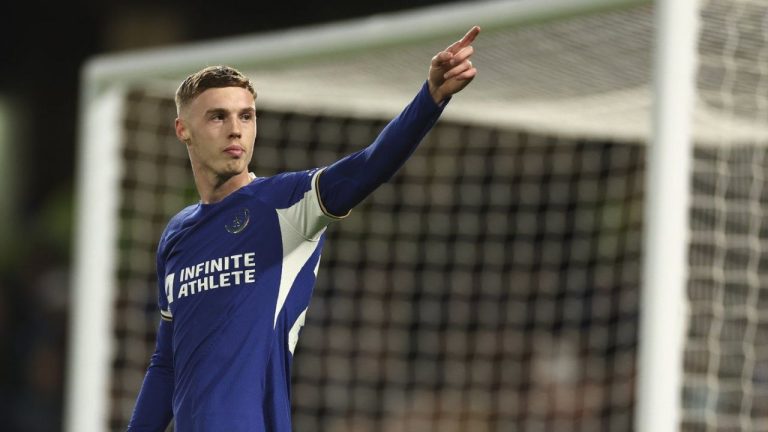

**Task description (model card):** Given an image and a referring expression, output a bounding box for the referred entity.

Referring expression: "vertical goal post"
[637,0,699,430]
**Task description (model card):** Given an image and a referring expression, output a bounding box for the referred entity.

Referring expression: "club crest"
[225,208,250,234]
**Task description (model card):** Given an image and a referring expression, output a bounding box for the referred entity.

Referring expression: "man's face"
[176,86,257,180]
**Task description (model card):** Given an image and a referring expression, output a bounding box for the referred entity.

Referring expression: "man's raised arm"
[317,26,481,217]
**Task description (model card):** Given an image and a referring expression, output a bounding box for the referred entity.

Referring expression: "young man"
[127,26,480,431]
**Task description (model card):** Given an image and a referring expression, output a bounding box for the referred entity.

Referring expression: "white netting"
[683,0,768,431]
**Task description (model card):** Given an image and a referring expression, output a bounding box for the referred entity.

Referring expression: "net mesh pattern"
[682,1,768,430]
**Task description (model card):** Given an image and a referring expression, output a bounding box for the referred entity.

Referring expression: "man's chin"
[223,160,248,174]
[214,164,247,182]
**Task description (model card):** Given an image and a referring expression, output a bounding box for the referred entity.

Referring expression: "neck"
[194,169,252,205]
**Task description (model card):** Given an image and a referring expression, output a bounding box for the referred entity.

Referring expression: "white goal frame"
[64,1,693,431]
[636,0,699,431]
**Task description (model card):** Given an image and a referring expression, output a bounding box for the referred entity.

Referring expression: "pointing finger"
[461,26,481,46]
[447,25,481,53]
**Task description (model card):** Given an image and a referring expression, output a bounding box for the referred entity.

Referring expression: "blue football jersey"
[157,168,340,431]
[128,80,447,432]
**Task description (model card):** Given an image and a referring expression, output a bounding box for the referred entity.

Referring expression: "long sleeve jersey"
[127,81,447,431]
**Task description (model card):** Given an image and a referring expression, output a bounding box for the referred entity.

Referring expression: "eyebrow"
[204,107,256,116]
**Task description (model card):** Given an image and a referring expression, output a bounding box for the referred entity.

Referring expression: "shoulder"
[158,204,199,248]
[246,168,323,208]
[167,204,199,232]
[249,168,321,190]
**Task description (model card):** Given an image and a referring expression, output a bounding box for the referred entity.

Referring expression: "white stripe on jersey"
[272,214,320,329]
[273,171,331,329]
[288,308,308,355]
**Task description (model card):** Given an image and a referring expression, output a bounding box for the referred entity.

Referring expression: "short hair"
[175,65,256,114]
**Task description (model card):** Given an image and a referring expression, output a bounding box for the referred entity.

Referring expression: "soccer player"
[127,26,480,431]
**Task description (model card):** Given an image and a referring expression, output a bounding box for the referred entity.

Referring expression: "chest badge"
[225,208,250,234]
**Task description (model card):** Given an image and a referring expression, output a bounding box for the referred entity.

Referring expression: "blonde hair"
[175,65,256,114]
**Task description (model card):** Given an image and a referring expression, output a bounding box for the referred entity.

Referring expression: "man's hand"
[428,26,481,104]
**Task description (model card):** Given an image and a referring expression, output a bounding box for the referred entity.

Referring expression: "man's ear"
[175,117,190,144]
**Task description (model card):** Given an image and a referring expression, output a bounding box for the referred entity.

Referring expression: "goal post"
[637,0,699,430]
[67,87,126,432]
[66,0,768,431]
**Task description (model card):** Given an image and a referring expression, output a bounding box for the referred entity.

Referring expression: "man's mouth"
[224,145,245,157]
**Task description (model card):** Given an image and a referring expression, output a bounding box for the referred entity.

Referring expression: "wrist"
[428,81,446,105]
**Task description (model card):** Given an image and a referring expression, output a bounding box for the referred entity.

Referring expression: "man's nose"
[228,116,242,138]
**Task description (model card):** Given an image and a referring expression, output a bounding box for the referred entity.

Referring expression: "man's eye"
[210,114,224,121]
[241,113,253,120]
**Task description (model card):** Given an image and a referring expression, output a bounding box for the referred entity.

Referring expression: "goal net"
[67,0,768,431]
[684,0,768,430]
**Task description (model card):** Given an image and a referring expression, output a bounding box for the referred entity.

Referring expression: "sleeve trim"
[160,309,173,321]
[314,168,351,220]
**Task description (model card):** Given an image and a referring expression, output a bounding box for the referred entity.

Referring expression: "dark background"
[0,1,462,430]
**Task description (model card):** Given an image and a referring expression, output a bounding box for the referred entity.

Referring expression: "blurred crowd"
[0,185,73,431]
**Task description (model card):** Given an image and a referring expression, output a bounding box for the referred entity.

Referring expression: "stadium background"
[0,1,464,430]
[6,0,768,430]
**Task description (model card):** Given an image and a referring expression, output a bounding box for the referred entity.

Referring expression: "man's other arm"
[126,318,174,431]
